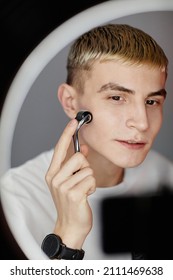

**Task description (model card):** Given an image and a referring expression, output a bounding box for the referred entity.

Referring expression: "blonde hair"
[66,24,168,91]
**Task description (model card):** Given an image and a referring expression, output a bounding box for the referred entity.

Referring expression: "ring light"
[0,0,173,259]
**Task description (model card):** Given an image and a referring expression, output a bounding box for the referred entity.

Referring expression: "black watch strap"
[41,233,85,260]
[59,243,85,260]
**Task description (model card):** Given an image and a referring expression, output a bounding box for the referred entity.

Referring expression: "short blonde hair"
[66,24,168,91]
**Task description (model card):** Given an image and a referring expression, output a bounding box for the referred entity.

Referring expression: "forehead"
[89,60,166,85]
[82,60,166,97]
[91,59,166,74]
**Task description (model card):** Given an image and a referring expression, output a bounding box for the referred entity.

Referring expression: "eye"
[111,96,123,101]
[146,100,157,105]
[145,96,165,106]
[108,95,126,105]
[146,99,160,106]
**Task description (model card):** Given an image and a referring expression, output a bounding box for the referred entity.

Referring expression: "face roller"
[73,111,93,153]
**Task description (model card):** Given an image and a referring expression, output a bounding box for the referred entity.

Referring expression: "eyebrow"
[148,89,167,98]
[97,82,167,98]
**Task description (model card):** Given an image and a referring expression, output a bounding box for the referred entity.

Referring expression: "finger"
[68,175,96,199]
[47,119,78,178]
[50,153,90,188]
[51,165,93,192]
[53,175,96,206]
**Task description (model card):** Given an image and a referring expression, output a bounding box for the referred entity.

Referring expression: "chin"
[115,152,149,168]
[124,162,143,168]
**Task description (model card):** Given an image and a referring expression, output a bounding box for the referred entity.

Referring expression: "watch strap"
[58,243,85,260]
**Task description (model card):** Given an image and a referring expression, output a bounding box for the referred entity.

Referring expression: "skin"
[45,60,166,250]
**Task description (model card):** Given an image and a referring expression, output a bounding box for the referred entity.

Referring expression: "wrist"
[54,227,87,250]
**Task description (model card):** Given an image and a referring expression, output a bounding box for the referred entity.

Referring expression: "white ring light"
[0,0,173,260]
[0,0,173,177]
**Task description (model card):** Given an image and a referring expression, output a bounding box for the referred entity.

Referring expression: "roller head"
[75,111,92,124]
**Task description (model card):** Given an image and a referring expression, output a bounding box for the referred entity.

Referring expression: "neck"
[87,148,124,188]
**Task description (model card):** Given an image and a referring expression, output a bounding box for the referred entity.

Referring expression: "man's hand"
[45,119,96,249]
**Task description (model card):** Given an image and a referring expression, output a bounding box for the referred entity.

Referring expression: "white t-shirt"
[0,149,173,260]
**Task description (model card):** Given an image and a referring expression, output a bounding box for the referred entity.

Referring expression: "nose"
[126,104,149,132]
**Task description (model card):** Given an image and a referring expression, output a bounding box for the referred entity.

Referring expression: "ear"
[57,83,77,119]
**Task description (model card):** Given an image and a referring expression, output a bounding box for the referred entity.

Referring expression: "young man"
[1,24,173,260]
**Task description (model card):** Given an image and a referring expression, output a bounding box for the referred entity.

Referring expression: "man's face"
[75,60,166,168]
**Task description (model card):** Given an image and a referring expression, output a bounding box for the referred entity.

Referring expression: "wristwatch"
[41,233,85,260]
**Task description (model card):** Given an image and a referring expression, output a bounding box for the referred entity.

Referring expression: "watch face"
[42,234,61,259]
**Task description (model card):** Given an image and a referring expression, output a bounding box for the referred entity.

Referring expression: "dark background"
[0,0,107,259]
[0,0,107,114]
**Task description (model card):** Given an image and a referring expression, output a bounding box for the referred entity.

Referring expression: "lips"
[116,139,146,150]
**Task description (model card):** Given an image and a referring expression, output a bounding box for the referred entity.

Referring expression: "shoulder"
[0,149,54,260]
[124,150,173,194]
[0,149,53,194]
[145,149,173,167]
[2,149,53,175]
[141,149,173,186]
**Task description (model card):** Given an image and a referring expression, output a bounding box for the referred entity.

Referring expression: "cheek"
[150,111,163,133]
[147,115,163,143]
[80,112,111,142]
[91,111,115,132]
